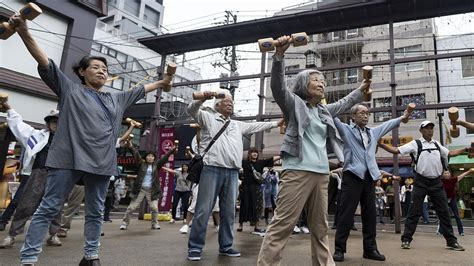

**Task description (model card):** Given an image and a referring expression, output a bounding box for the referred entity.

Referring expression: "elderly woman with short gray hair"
[257,35,370,266]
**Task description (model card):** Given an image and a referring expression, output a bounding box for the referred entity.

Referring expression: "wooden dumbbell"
[192,91,226,100]
[448,107,459,138]
[279,121,286,135]
[185,146,192,159]
[0,3,42,40]
[258,32,308,52]
[362,66,373,102]
[162,62,177,92]
[125,118,142,128]
[0,92,8,112]
[174,140,179,154]
[401,103,416,123]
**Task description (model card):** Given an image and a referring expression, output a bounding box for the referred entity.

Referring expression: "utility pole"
[212,11,239,97]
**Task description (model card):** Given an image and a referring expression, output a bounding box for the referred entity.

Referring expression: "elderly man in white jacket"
[0,102,62,249]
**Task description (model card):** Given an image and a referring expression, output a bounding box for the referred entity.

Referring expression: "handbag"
[251,164,265,184]
[186,120,231,184]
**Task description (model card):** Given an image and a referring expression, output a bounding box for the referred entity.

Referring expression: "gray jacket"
[271,55,364,162]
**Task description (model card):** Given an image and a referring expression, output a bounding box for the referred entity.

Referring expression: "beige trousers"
[257,170,335,266]
[122,188,158,226]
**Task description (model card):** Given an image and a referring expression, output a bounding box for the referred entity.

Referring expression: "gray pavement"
[0,216,473,265]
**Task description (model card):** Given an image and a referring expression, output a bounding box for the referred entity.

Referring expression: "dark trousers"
[172,190,191,220]
[335,171,377,253]
[333,190,342,226]
[0,175,30,224]
[104,196,114,221]
[401,173,457,245]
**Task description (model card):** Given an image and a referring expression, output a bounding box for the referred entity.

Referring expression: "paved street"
[0,216,473,265]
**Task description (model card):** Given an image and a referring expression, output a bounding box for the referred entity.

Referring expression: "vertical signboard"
[158,128,175,211]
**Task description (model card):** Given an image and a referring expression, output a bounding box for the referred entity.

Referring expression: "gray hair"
[350,103,369,115]
[292,69,324,100]
[214,89,233,110]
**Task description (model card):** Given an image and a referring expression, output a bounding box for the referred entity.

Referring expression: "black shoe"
[447,242,465,251]
[351,225,357,231]
[254,228,266,233]
[363,250,386,261]
[333,250,344,262]
[331,224,337,229]
[79,257,101,266]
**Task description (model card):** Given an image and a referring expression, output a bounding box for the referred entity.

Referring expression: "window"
[144,5,160,27]
[394,45,423,72]
[107,48,117,57]
[116,51,128,68]
[129,81,137,89]
[111,77,124,91]
[332,30,345,41]
[346,29,359,38]
[124,0,140,17]
[461,56,474,78]
[346,68,358,83]
[77,0,107,16]
[91,42,101,52]
[373,94,426,122]
[101,45,109,54]
[466,108,474,134]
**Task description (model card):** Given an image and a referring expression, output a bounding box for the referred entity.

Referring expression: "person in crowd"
[262,168,279,226]
[163,164,192,223]
[383,174,400,224]
[237,148,279,234]
[120,142,176,230]
[330,168,357,231]
[0,103,62,249]
[378,120,468,252]
[257,35,369,266]
[400,179,413,217]
[187,90,280,261]
[375,180,386,225]
[56,185,85,238]
[9,14,171,265]
[178,183,221,234]
[103,176,116,223]
[113,175,126,210]
[422,196,430,224]
[438,168,472,236]
[332,104,411,262]
[0,172,29,231]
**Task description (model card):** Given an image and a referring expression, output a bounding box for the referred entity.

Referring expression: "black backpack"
[410,139,448,171]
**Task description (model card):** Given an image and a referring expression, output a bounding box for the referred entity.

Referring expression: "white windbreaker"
[6,109,50,176]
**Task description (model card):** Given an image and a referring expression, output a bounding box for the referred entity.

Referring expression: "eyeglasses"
[311,78,327,86]
[356,111,371,117]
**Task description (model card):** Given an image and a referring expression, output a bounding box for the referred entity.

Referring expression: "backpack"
[410,139,447,172]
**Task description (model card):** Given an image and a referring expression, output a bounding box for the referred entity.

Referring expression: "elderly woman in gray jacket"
[257,35,370,266]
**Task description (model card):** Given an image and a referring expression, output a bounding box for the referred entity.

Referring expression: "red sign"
[158,128,175,211]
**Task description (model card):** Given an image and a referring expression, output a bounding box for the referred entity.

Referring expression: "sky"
[160,1,474,116]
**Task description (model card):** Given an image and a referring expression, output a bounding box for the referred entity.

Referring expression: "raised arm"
[448,147,469,158]
[457,168,474,182]
[162,166,176,174]
[3,102,36,147]
[11,16,48,67]
[239,121,278,135]
[378,141,401,154]
[326,85,366,117]
[118,123,135,143]
[456,120,474,131]
[153,146,177,169]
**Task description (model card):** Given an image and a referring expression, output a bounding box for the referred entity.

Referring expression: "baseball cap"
[419,120,434,129]
[44,109,60,122]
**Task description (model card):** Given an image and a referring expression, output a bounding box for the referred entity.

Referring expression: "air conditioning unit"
[347,29,359,38]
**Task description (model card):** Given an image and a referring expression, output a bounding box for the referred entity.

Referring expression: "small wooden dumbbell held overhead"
[0,92,8,112]
[174,140,179,154]
[192,91,226,100]
[0,3,42,40]
[401,103,416,123]
[279,121,286,135]
[125,117,142,128]
[185,146,192,159]
[162,62,177,92]
[258,32,308,52]
[362,66,373,102]
[448,107,460,138]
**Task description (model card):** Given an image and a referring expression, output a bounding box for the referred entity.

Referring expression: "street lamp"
[304,49,317,68]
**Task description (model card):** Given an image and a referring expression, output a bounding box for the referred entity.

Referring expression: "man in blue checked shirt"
[332,103,410,262]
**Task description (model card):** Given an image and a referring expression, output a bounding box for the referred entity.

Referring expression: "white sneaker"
[0,235,15,248]
[214,225,219,233]
[179,224,189,234]
[293,225,301,234]
[119,224,128,230]
[169,219,175,224]
[300,226,310,234]
[152,223,161,230]
[46,234,62,246]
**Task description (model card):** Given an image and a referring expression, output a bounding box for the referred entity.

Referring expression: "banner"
[158,128,175,211]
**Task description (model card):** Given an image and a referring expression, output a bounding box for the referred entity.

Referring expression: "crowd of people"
[0,14,472,266]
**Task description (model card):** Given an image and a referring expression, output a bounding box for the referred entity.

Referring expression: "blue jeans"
[422,202,429,223]
[188,166,238,253]
[20,169,110,263]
